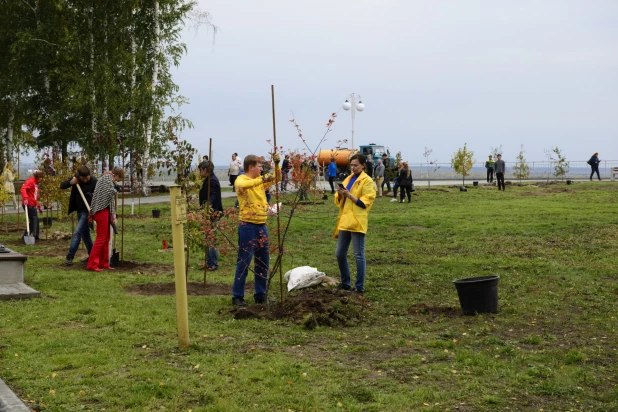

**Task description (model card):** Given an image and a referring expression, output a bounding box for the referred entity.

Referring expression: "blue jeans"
[335,230,366,291]
[232,222,269,300]
[67,210,93,260]
[381,178,391,192]
[207,246,219,269]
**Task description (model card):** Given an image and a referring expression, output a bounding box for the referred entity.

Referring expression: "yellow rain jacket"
[333,171,376,238]
[235,175,268,224]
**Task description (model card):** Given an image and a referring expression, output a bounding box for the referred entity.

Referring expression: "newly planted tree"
[545,146,569,181]
[512,145,530,183]
[423,147,440,188]
[451,143,475,185]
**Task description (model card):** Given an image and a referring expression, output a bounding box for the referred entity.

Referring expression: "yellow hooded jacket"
[235,175,268,224]
[333,171,376,238]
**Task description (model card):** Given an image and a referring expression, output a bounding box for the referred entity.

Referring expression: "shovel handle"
[75,184,91,212]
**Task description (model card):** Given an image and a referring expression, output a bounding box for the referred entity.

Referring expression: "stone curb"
[0,378,30,411]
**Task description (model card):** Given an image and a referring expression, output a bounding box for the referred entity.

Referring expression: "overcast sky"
[173,0,617,165]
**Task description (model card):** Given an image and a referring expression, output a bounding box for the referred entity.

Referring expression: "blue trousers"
[207,246,219,269]
[232,222,269,300]
[67,210,93,260]
[335,230,366,292]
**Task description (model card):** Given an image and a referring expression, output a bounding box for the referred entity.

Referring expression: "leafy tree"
[451,143,475,185]
[545,146,569,181]
[512,145,530,183]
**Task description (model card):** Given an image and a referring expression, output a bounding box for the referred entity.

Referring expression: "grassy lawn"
[1,182,617,411]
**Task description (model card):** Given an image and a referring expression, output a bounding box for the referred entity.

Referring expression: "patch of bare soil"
[408,303,461,317]
[125,281,242,296]
[61,261,174,275]
[228,289,369,329]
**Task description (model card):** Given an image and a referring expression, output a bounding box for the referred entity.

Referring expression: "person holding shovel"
[60,166,97,266]
[20,171,44,241]
[198,160,223,270]
[87,167,124,272]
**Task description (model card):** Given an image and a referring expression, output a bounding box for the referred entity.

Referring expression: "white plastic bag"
[284,266,326,292]
[267,202,282,216]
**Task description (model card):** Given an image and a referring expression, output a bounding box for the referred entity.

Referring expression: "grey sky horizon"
[172,0,617,165]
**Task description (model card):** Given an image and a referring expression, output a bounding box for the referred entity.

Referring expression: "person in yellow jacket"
[334,154,376,294]
[232,154,278,306]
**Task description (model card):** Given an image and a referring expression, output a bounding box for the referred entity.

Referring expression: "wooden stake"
[271,85,284,304]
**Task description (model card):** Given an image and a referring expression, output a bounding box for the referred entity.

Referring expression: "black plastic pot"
[152,209,161,218]
[41,217,53,227]
[473,181,479,187]
[453,275,499,315]
[566,179,572,185]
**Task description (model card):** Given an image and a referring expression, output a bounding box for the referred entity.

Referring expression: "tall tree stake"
[271,85,284,304]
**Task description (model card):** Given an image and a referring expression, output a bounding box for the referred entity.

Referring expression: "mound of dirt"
[229,289,369,329]
[63,261,174,275]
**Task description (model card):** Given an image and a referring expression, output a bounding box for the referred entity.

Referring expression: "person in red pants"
[87,167,125,272]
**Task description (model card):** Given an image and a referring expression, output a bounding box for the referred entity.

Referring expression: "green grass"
[1,182,617,411]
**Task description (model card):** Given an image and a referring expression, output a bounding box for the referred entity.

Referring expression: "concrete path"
[0,378,30,411]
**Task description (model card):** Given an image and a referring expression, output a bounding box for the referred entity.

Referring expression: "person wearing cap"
[588,152,601,181]
[199,161,223,270]
[228,153,242,192]
[494,154,506,191]
[485,155,495,183]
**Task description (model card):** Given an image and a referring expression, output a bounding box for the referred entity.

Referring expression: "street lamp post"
[342,93,364,152]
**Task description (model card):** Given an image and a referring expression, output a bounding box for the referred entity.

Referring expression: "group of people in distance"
[17,164,125,272]
[484,154,506,190]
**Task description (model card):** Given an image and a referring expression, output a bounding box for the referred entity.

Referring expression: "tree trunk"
[5,97,14,163]
[141,0,160,197]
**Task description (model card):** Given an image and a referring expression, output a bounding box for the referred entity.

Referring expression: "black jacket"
[199,174,223,212]
[398,169,413,187]
[60,174,98,214]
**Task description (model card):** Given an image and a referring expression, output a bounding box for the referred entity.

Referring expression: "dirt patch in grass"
[408,303,461,317]
[125,281,248,296]
[61,261,175,275]
[228,289,369,329]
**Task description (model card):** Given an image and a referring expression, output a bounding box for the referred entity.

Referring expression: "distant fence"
[149,161,618,186]
[407,160,618,181]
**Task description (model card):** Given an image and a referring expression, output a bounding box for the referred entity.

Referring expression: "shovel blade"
[110,250,120,267]
[24,235,36,245]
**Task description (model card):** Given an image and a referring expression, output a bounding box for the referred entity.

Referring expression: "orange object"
[163,239,168,250]
[317,149,356,168]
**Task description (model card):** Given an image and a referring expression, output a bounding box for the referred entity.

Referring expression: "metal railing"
[407,160,618,181]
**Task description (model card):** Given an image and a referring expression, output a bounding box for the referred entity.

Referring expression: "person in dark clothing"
[588,152,601,181]
[397,162,414,203]
[381,154,391,193]
[495,154,506,191]
[60,166,98,266]
[365,156,374,179]
[281,155,291,191]
[199,161,223,270]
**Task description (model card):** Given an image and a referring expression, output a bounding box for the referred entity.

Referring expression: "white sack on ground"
[284,266,326,292]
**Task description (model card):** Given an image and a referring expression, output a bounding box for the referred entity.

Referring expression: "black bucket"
[41,217,53,227]
[152,209,161,218]
[453,275,499,315]
[473,181,479,187]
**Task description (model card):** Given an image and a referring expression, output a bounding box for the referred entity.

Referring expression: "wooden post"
[170,186,189,349]
[271,85,284,304]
